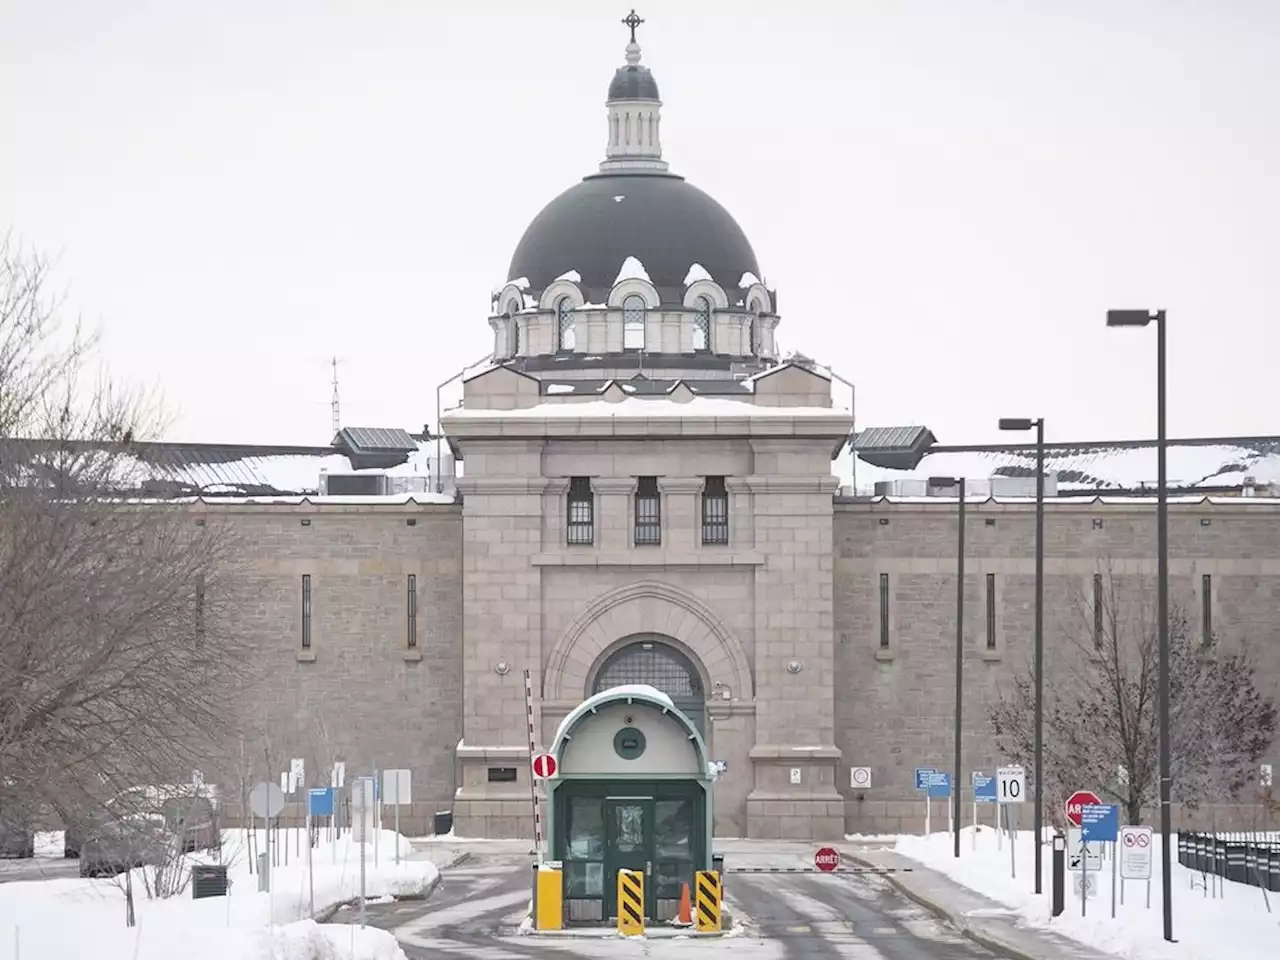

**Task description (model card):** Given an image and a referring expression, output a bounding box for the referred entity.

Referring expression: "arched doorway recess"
[591,636,706,738]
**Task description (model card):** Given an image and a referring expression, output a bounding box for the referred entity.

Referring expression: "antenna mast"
[330,357,341,435]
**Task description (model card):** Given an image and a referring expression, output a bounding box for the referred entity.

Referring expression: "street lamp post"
[998,417,1045,893]
[1106,308,1172,942]
[934,475,967,858]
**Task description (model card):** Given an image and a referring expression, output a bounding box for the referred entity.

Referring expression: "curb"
[313,857,457,923]
[841,850,1034,960]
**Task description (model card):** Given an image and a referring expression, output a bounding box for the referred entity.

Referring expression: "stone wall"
[833,497,1280,835]
[212,501,463,828]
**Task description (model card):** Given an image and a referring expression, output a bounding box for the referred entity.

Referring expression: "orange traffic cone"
[676,882,693,925]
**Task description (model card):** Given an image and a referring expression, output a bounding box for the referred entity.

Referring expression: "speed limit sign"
[995,765,1026,804]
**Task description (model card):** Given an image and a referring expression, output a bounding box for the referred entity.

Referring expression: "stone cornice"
[532,551,763,567]
[591,477,638,495]
[456,477,551,495]
[657,477,706,494]
[746,476,841,494]
[835,496,1280,517]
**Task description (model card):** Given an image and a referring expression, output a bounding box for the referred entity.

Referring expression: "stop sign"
[1065,790,1101,827]
[814,847,840,872]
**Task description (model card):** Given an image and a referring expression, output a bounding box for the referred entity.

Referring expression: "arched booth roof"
[551,683,712,781]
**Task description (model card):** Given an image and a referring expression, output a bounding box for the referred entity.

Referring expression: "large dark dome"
[506,172,761,305]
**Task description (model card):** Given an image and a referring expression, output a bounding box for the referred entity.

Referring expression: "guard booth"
[546,683,714,924]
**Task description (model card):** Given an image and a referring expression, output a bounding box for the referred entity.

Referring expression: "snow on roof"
[614,256,651,285]
[443,395,853,421]
[545,383,574,395]
[553,684,677,749]
[554,269,581,283]
[684,263,713,285]
[739,271,761,288]
[510,277,530,290]
[844,441,1280,494]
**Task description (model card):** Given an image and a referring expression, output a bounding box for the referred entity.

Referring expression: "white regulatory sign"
[995,765,1026,804]
[1119,825,1153,879]
[1067,828,1103,872]
[850,766,872,789]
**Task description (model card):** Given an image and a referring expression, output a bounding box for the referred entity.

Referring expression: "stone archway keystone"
[544,580,753,703]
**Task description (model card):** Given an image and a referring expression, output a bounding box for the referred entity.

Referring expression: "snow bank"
[895,827,1278,960]
[0,828,435,960]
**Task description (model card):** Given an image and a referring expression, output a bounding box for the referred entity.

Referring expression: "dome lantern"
[601,9,667,174]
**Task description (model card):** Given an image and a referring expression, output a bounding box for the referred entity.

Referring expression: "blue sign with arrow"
[1079,803,1119,843]
[915,767,936,791]
[971,773,996,803]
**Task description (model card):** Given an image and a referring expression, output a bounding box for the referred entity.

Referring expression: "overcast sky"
[3,0,1276,447]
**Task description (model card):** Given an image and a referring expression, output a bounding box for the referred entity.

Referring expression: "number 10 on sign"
[996,766,1025,803]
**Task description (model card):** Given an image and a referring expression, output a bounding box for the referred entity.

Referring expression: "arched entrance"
[591,637,705,738]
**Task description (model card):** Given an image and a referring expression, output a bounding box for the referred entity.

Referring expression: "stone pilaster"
[657,477,703,552]
[592,477,636,551]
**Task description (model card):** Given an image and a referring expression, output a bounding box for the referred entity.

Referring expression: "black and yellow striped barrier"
[617,868,644,936]
[695,869,721,933]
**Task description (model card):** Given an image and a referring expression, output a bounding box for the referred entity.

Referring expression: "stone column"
[724,477,755,550]
[591,478,636,552]
[657,477,703,552]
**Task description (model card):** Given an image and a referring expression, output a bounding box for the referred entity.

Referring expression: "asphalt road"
[330,849,999,959]
[0,855,78,884]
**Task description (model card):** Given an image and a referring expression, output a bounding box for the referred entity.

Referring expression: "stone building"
[69,22,1280,840]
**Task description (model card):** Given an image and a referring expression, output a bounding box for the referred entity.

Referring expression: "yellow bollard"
[535,864,563,931]
[695,869,722,933]
[617,868,645,936]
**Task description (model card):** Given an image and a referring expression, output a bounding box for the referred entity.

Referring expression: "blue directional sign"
[308,787,334,817]
[915,767,937,791]
[926,771,952,799]
[1079,803,1119,843]
[971,773,997,804]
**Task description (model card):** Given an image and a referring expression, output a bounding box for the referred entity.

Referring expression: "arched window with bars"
[622,294,646,350]
[593,638,705,738]
[692,296,712,352]
[557,297,576,352]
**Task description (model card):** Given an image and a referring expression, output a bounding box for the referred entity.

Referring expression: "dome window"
[622,295,646,350]
[693,296,712,352]
[556,297,576,352]
[748,317,757,356]
[508,304,520,356]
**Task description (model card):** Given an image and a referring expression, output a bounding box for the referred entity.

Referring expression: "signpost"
[249,782,285,894]
[995,765,1024,878]
[352,777,376,928]
[915,768,950,835]
[532,753,558,780]
[1120,824,1154,910]
[971,773,995,851]
[381,769,412,864]
[814,847,840,872]
[1076,803,1118,918]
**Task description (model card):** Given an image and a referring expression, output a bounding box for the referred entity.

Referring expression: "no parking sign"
[1119,825,1153,880]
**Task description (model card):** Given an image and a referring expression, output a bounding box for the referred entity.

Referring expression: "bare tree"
[0,234,258,874]
[989,562,1277,825]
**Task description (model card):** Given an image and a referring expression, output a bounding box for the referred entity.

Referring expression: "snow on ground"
[0,828,436,960]
[894,826,1280,960]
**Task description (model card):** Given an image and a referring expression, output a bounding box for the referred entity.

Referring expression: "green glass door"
[604,798,653,918]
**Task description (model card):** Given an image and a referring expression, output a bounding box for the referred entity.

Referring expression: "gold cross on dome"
[622,9,644,44]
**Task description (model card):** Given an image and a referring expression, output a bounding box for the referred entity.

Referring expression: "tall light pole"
[1106,308,1172,942]
[933,475,966,858]
[998,417,1045,892]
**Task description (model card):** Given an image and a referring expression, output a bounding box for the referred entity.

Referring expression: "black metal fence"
[1177,832,1280,892]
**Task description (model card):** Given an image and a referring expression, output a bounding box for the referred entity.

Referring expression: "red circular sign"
[531,753,557,779]
[814,847,840,872]
[1065,790,1101,827]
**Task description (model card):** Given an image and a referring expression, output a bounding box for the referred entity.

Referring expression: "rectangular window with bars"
[879,573,890,649]
[407,574,418,649]
[567,477,594,545]
[1202,574,1212,646]
[1093,573,1104,648]
[634,476,661,545]
[301,574,312,650]
[701,476,729,545]
[985,573,997,649]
